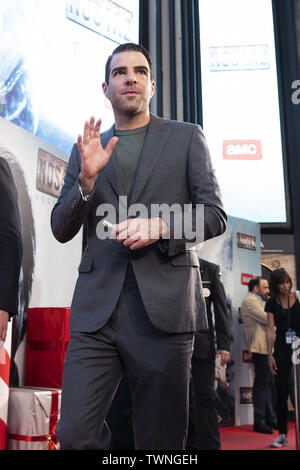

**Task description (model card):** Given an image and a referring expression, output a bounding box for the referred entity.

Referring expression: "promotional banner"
[0,0,140,387]
[199,0,286,224]
[198,215,261,426]
[0,117,82,386]
[0,0,140,155]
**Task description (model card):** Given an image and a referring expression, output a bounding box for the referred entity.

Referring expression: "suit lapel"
[101,125,123,198]
[129,115,171,205]
[101,115,171,204]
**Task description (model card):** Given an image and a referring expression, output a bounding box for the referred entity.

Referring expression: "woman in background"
[266,268,300,448]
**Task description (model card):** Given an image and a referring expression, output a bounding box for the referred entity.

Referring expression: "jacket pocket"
[170,251,200,267]
[78,256,94,273]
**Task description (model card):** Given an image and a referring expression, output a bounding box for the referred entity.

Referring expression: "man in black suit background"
[0,157,22,346]
[187,257,231,450]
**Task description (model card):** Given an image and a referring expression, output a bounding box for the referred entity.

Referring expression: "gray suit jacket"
[51,115,226,334]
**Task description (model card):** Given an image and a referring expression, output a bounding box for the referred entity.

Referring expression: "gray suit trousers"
[56,264,194,450]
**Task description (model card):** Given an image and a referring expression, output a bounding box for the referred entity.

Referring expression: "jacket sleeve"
[159,124,227,256]
[210,265,231,351]
[51,144,94,243]
[0,158,23,317]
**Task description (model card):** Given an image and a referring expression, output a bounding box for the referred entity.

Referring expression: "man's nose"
[126,73,137,84]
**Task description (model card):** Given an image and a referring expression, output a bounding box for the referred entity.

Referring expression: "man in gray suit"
[51,43,226,450]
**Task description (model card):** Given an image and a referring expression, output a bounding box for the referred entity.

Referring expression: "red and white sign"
[223,140,262,160]
[242,350,253,364]
[241,273,254,286]
[0,323,12,450]
[6,388,61,450]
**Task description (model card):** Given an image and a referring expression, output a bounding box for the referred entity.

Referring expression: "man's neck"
[114,111,151,130]
[253,292,264,301]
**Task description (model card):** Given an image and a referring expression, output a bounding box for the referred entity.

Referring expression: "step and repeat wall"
[0,0,139,449]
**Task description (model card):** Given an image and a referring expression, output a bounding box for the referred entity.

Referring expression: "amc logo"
[241,273,254,286]
[223,140,262,160]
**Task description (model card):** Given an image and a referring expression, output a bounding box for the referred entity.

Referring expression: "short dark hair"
[104,43,153,84]
[248,277,260,292]
[269,268,292,296]
[248,276,268,292]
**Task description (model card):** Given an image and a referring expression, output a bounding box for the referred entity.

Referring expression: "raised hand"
[77,116,118,194]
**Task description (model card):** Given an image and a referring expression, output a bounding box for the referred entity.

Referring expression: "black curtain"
[181,0,202,125]
[272,0,300,287]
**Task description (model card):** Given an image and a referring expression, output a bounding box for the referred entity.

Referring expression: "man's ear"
[102,82,109,98]
[151,81,155,98]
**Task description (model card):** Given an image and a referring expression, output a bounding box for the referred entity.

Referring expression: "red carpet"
[220,423,296,450]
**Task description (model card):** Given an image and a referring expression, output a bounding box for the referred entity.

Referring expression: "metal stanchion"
[292,337,300,450]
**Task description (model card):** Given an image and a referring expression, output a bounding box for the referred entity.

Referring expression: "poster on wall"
[198,215,261,426]
[0,0,140,385]
[198,219,235,426]
[0,0,140,155]
[0,117,83,385]
[199,0,287,224]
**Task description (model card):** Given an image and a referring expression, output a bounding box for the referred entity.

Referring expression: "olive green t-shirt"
[114,124,149,197]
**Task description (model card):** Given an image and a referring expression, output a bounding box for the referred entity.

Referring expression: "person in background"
[266,268,300,448]
[187,257,231,450]
[241,277,277,434]
[0,146,36,387]
[0,157,23,346]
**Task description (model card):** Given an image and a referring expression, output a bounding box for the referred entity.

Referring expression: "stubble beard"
[118,94,149,117]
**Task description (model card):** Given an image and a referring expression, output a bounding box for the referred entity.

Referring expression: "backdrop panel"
[198,215,261,426]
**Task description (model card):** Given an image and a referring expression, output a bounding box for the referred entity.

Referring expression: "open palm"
[77,116,118,184]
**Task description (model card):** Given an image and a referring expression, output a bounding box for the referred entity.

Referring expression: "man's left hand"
[0,310,9,344]
[112,218,169,250]
[216,350,230,367]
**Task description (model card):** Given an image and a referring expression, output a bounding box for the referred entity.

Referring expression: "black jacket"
[193,258,231,359]
[0,157,23,316]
